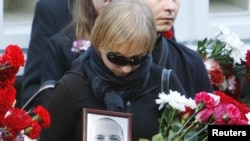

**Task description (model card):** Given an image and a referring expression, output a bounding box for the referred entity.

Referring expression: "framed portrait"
[83,108,132,141]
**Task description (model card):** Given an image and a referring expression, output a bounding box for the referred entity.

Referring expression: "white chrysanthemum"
[155,92,171,110]
[223,33,246,64]
[186,98,197,109]
[230,48,246,65]
[155,90,196,111]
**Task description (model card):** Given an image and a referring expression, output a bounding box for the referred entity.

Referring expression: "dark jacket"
[21,0,74,107]
[153,37,213,98]
[39,65,187,141]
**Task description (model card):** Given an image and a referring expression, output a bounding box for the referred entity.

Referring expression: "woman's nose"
[120,65,133,74]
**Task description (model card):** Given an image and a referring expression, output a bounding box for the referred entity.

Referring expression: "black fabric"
[79,47,152,111]
[14,75,23,108]
[41,26,77,82]
[153,36,213,98]
[22,26,78,110]
[157,36,168,67]
[21,0,74,108]
[39,61,187,141]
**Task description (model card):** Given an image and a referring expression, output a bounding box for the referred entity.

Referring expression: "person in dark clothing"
[39,1,187,140]
[21,0,212,110]
[21,0,75,108]
[21,0,114,110]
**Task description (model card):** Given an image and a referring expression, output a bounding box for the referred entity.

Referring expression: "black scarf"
[79,47,152,112]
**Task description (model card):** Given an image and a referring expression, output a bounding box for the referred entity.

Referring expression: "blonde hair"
[91,0,156,54]
[72,0,98,40]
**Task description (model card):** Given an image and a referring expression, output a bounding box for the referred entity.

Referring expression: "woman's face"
[143,0,180,32]
[92,0,112,13]
[99,48,148,77]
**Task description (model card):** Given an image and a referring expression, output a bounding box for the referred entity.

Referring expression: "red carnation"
[2,44,25,67]
[204,58,224,85]
[26,120,42,139]
[33,105,51,128]
[0,86,16,114]
[4,108,32,133]
[214,91,250,119]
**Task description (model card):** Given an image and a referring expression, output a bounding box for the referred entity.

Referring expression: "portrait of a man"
[89,117,124,141]
[83,108,132,141]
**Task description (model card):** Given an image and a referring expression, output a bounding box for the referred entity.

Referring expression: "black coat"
[21,0,74,107]
[39,65,187,141]
[153,37,213,98]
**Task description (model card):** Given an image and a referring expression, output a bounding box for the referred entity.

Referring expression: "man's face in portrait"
[90,118,124,141]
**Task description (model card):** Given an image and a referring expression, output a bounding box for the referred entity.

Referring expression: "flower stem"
[176,109,197,135]
[185,124,208,141]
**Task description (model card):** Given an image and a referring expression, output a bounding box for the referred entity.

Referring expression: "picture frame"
[83,108,132,141]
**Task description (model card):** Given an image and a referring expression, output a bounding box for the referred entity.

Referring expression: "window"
[210,0,249,13]
[1,0,36,49]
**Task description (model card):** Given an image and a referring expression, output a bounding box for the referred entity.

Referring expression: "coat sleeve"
[39,77,76,141]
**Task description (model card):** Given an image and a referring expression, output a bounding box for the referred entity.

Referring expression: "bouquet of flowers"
[197,25,250,99]
[0,44,51,141]
[140,90,250,141]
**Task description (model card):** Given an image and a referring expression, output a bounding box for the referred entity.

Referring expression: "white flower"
[155,90,196,111]
[155,92,171,110]
[223,33,246,64]
[186,97,197,109]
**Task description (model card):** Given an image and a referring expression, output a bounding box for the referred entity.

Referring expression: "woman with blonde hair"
[39,0,187,140]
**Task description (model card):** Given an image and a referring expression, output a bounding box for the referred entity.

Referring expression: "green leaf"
[184,130,199,141]
[152,133,164,141]
[171,122,181,132]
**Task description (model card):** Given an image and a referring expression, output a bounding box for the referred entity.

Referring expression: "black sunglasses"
[106,52,149,66]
